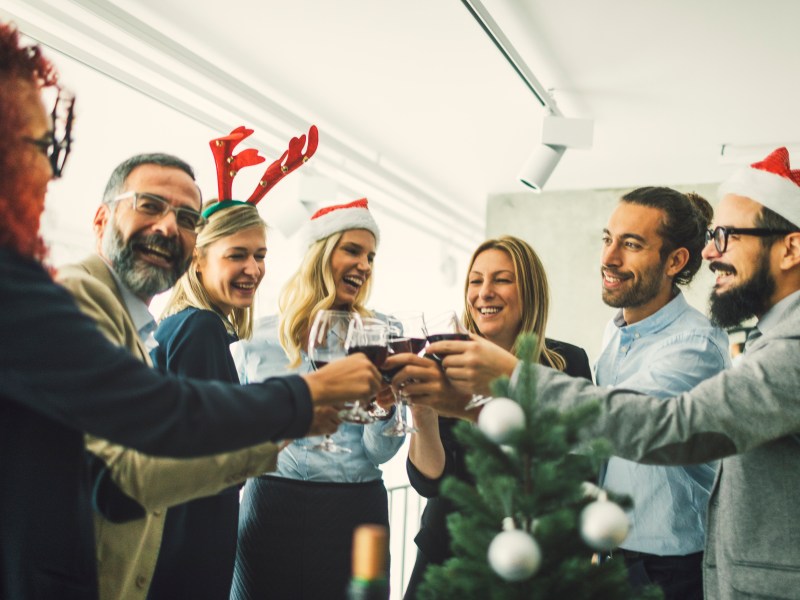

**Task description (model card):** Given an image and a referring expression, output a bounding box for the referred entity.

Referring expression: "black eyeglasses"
[705,226,798,253]
[22,88,75,179]
[113,191,205,232]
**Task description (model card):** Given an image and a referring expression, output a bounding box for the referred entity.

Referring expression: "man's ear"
[93,204,110,248]
[779,232,800,271]
[665,247,690,278]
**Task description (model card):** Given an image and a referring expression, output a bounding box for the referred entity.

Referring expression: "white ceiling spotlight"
[519,115,594,192]
[461,0,593,192]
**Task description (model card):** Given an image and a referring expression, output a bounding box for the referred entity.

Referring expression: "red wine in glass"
[348,345,388,368]
[380,338,413,382]
[426,332,470,364]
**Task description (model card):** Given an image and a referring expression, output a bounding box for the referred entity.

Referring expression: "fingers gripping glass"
[113,191,205,231]
[425,311,490,410]
[22,88,75,179]
[705,226,797,253]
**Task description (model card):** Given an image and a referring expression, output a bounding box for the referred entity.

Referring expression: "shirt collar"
[104,262,157,343]
[612,289,688,334]
[756,289,800,337]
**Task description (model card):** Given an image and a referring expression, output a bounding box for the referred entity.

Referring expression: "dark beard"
[601,259,665,310]
[101,223,188,299]
[709,251,775,328]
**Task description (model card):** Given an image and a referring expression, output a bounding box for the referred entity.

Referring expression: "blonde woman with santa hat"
[231,198,403,600]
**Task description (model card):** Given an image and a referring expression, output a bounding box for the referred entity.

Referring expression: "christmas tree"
[418,334,662,599]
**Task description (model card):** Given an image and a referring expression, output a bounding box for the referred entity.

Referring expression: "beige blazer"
[58,255,278,600]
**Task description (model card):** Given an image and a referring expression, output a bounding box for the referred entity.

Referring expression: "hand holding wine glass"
[425,310,489,409]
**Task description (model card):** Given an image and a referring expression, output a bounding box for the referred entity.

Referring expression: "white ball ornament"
[580,499,630,551]
[487,528,541,582]
[477,397,525,444]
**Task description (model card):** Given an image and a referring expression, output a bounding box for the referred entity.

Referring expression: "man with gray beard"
[57,154,285,600]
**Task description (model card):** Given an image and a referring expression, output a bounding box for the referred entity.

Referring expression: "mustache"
[709,261,736,275]
[130,232,182,259]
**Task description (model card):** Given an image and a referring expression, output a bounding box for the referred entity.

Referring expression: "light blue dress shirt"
[231,315,404,483]
[596,291,730,555]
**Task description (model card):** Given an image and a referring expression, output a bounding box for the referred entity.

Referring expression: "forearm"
[408,409,445,479]
[87,435,279,511]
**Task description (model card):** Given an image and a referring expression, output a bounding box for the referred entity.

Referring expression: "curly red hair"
[0,22,59,261]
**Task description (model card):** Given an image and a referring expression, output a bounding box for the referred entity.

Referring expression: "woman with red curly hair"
[0,22,379,600]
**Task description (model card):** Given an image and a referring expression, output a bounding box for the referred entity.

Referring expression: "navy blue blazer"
[0,249,312,600]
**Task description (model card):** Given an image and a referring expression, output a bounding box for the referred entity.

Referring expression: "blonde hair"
[462,235,566,371]
[161,202,266,340]
[278,231,374,367]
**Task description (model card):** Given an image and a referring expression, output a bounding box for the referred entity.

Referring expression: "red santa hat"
[718,147,800,227]
[306,198,380,246]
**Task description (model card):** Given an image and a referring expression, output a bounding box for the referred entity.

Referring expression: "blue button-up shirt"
[596,291,730,555]
[231,315,404,483]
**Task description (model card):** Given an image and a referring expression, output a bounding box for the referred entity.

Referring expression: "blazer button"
[135,575,147,588]
[152,510,162,516]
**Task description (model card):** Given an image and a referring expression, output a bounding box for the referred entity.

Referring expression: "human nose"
[150,208,180,237]
[701,234,721,261]
[602,240,621,266]
[243,255,261,276]
[479,280,495,299]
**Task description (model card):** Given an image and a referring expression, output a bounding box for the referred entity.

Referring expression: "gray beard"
[101,223,188,300]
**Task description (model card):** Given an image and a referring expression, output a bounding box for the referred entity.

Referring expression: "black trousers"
[231,476,389,600]
[620,549,704,600]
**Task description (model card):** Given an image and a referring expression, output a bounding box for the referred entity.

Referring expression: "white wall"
[485,183,721,365]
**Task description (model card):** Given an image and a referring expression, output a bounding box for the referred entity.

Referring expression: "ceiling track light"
[461,0,593,192]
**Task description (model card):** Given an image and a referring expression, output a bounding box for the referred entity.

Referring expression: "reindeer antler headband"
[202,124,319,219]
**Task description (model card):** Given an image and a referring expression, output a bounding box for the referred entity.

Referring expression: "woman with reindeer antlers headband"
[230,198,404,600]
[146,126,325,600]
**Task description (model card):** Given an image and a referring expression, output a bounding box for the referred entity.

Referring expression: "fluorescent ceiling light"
[719,143,800,165]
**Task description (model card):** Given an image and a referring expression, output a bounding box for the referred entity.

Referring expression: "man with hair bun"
[597,187,730,599]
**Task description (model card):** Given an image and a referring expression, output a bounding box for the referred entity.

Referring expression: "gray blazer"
[533,293,800,600]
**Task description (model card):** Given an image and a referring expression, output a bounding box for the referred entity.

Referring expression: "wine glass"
[425,310,489,410]
[307,309,359,453]
[341,317,389,424]
[382,312,428,436]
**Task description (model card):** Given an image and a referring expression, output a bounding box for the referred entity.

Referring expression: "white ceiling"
[5,0,800,238]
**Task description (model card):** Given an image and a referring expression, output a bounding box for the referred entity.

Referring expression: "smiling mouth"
[478,307,501,315]
[342,275,364,290]
[602,269,631,287]
[231,281,257,292]
[134,242,174,265]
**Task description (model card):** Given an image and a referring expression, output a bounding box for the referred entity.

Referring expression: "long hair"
[462,236,566,371]
[279,231,374,367]
[0,23,58,261]
[161,202,266,340]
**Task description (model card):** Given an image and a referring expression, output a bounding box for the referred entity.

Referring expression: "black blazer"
[403,338,592,598]
[0,250,312,600]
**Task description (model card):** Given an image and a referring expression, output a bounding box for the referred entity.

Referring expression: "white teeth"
[141,244,171,260]
[232,282,255,290]
[479,307,500,314]
[343,276,363,287]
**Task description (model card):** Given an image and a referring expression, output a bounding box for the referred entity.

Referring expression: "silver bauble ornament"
[477,397,525,444]
[580,499,630,550]
[487,528,541,582]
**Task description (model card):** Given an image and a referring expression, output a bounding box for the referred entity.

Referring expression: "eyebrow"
[469,269,515,277]
[603,228,648,243]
